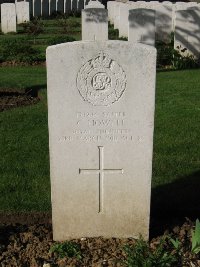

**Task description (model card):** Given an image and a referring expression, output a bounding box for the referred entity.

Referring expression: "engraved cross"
[79,146,124,213]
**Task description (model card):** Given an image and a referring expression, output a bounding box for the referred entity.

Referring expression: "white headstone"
[82,8,108,40]
[174,9,200,59]
[47,40,156,240]
[107,1,116,24]
[113,1,122,29]
[172,1,198,30]
[1,3,16,33]
[85,0,105,9]
[16,2,30,24]
[130,1,156,9]
[155,2,173,43]
[174,1,198,10]
[118,1,158,38]
[128,8,156,46]
[188,4,200,11]
[119,3,129,37]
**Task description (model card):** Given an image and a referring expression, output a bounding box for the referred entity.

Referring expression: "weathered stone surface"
[119,3,129,37]
[174,1,198,10]
[118,1,158,38]
[107,1,116,24]
[82,8,108,40]
[113,1,122,29]
[16,2,30,24]
[174,9,200,59]
[47,40,156,240]
[128,8,155,46]
[1,3,16,33]
[172,1,198,30]
[155,1,173,42]
[85,0,105,9]
[129,1,157,9]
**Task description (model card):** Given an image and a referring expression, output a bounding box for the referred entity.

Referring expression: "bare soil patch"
[0,90,40,112]
[0,213,199,267]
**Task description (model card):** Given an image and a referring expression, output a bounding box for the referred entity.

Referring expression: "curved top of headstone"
[85,0,105,9]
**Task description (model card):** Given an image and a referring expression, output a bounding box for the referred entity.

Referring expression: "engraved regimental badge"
[77,52,127,106]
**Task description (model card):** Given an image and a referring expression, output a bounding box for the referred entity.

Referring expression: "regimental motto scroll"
[77,52,127,106]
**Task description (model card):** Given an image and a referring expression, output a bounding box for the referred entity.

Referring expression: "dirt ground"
[0,212,199,267]
[0,90,40,112]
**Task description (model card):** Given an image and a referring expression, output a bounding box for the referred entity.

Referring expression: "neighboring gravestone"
[119,3,129,37]
[130,1,155,9]
[82,6,108,40]
[107,1,116,24]
[174,1,198,10]
[114,1,122,29]
[189,4,200,10]
[16,1,30,24]
[118,1,158,37]
[172,1,198,30]
[1,3,16,33]
[155,1,173,43]
[174,9,200,59]
[46,40,156,240]
[85,0,105,9]
[128,8,156,46]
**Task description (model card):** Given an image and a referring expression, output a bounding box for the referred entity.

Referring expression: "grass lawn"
[153,69,200,187]
[0,17,82,64]
[0,66,199,213]
[0,66,50,211]
[0,17,82,44]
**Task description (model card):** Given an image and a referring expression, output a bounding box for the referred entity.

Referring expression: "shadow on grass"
[25,84,46,97]
[157,67,200,73]
[150,170,200,238]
